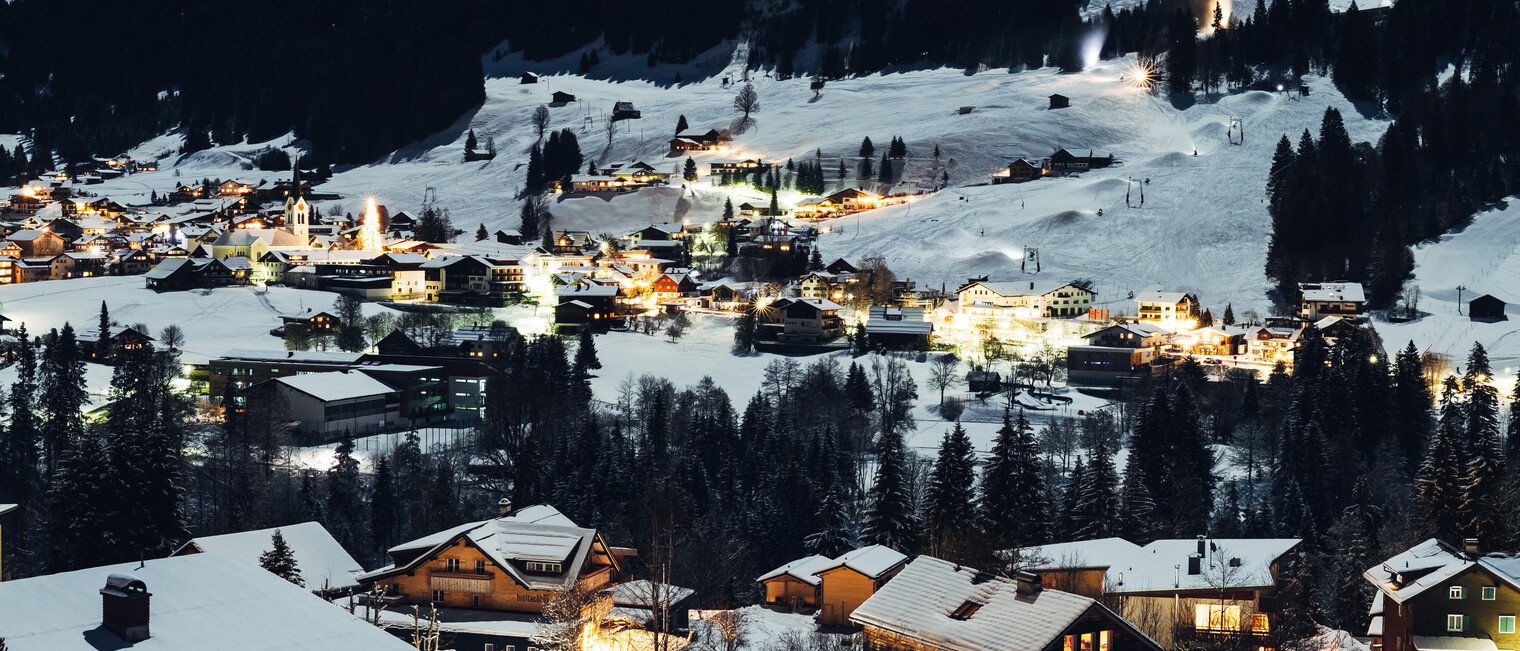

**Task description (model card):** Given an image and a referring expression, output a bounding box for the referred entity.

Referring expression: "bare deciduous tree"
[532,105,551,140]
[733,83,759,126]
[929,353,960,406]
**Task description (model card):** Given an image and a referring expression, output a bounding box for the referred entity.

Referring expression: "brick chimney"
[100,573,151,642]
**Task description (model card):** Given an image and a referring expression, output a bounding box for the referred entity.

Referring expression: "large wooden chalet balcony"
[430,570,494,595]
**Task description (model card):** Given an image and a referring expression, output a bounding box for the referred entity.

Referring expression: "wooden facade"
[817,564,902,627]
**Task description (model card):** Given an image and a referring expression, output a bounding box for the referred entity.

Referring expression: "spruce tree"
[1222,303,1235,325]
[1059,457,1087,540]
[0,325,40,507]
[1413,415,1464,538]
[40,324,88,476]
[259,529,305,587]
[877,153,891,184]
[370,456,397,552]
[1392,341,1434,471]
[922,422,977,553]
[95,301,111,360]
[1117,457,1158,543]
[980,409,1047,546]
[327,432,364,550]
[859,137,874,159]
[1072,440,1120,540]
[862,429,917,552]
[732,300,756,354]
[675,115,688,134]
[683,157,698,183]
[1329,478,1380,632]
[575,328,602,370]
[47,432,113,570]
[722,197,734,221]
[807,482,853,557]
[1464,343,1500,451]
[465,129,478,152]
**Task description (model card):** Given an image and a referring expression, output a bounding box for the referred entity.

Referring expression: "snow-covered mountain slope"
[71,55,1389,321]
[1379,200,1520,377]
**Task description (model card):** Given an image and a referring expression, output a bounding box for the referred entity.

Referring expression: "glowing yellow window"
[1252,614,1270,633]
[1195,604,1242,632]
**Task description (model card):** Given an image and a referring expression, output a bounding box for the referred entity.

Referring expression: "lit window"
[1484,587,1498,601]
[1196,604,1242,632]
[1064,636,1073,651]
[1500,616,1516,634]
[1099,632,1110,651]
[1081,633,1093,651]
[1447,614,1465,632]
[1251,614,1270,633]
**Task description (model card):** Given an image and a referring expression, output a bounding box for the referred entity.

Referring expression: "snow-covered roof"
[555,282,619,298]
[850,556,1138,651]
[0,503,16,517]
[367,505,608,592]
[1108,538,1300,593]
[1135,290,1191,304]
[175,521,366,591]
[818,545,909,578]
[219,349,365,364]
[757,554,835,586]
[966,280,1085,298]
[1413,637,1499,651]
[1083,323,1165,340]
[1300,282,1366,303]
[866,306,932,335]
[609,580,696,607]
[0,553,414,650]
[275,371,397,403]
[1362,539,1520,604]
[144,258,193,280]
[1020,538,1143,570]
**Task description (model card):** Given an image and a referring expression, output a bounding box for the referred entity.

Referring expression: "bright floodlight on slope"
[1130,60,1157,89]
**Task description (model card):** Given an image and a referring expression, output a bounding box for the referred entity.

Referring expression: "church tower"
[284,155,310,247]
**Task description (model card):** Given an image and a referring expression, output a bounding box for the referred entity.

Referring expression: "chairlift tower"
[1022,247,1041,273]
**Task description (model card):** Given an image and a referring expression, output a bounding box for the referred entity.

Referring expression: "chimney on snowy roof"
[100,574,151,642]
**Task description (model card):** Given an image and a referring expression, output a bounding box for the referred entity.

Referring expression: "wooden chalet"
[994,158,1043,183]
[2,229,66,257]
[815,545,910,627]
[520,71,539,84]
[759,555,834,610]
[78,325,155,364]
[551,90,576,103]
[358,503,629,614]
[709,159,773,175]
[1470,294,1507,321]
[1050,93,1071,109]
[669,129,725,152]
[851,556,1163,651]
[612,101,641,120]
[1048,149,1114,174]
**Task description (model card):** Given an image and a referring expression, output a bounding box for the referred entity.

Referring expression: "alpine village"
[1,0,1520,650]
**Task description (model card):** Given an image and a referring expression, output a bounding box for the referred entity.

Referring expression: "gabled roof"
[757,554,836,586]
[1134,289,1192,304]
[851,556,1155,651]
[1361,538,1520,604]
[0,554,414,650]
[962,280,1087,298]
[362,505,618,592]
[1107,538,1300,593]
[816,545,909,579]
[1020,538,1143,570]
[1082,323,1165,340]
[174,521,365,591]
